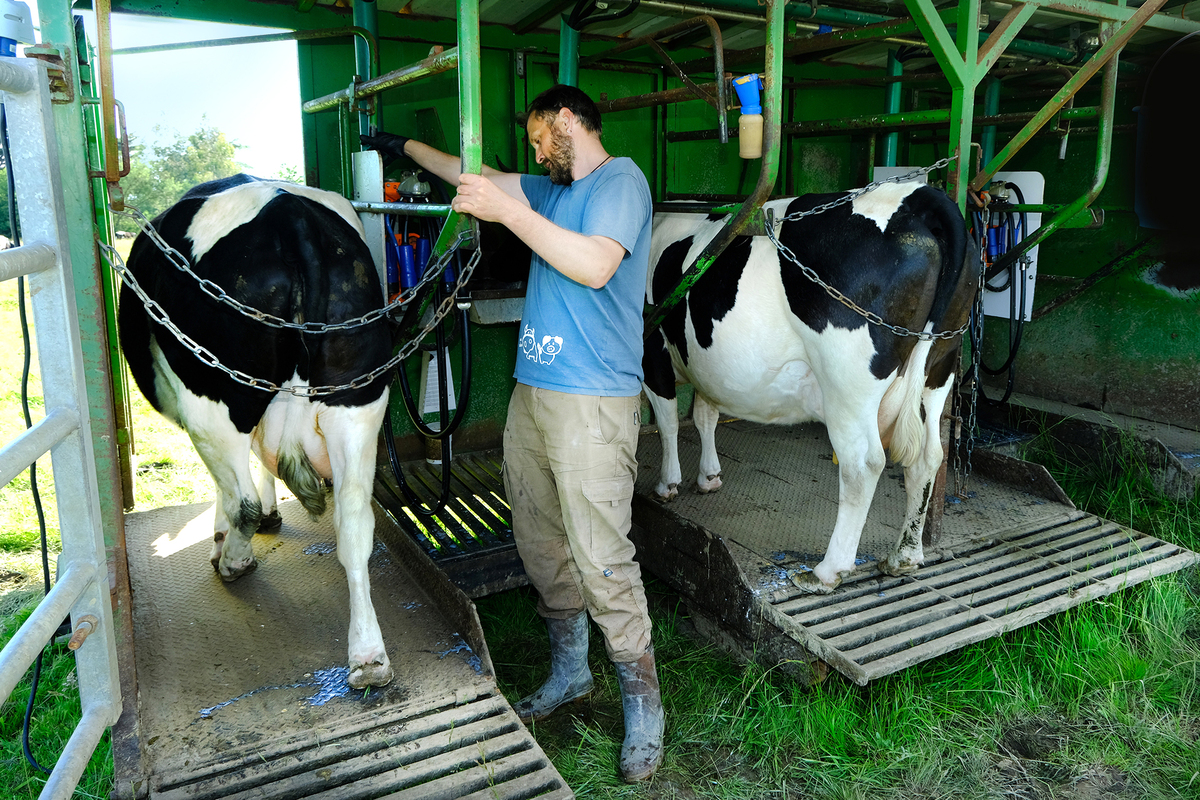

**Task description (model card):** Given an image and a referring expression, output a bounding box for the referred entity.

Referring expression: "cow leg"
[321,393,393,689]
[257,460,283,532]
[793,394,888,594]
[642,386,681,500]
[693,392,723,493]
[190,426,261,581]
[884,377,952,576]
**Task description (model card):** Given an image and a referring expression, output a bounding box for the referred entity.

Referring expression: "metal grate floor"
[151,689,571,800]
[375,449,527,598]
[633,419,1198,685]
[764,510,1198,685]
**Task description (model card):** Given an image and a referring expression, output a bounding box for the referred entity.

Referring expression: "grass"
[475,433,1200,799]
[0,248,1197,797]
[0,247,211,799]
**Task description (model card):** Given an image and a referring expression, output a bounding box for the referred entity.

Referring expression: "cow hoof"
[349,659,393,689]
[655,483,679,501]
[217,557,257,582]
[789,569,838,594]
[697,474,722,494]
[881,554,922,577]
[258,510,283,533]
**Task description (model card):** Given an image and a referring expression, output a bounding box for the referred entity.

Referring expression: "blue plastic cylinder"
[415,237,431,273]
[986,227,1000,259]
[399,244,418,290]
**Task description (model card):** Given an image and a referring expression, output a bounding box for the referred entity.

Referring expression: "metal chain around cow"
[762,156,977,344]
[99,204,481,398]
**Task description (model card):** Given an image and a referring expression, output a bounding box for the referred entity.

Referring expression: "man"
[362,84,661,783]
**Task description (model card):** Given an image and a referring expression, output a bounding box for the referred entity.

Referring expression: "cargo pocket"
[578,473,636,563]
[581,474,634,507]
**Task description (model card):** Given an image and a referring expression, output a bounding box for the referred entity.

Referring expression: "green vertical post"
[558,19,580,87]
[352,0,378,134]
[881,50,901,167]
[904,0,980,211]
[34,0,125,538]
[434,0,482,256]
[980,77,1001,166]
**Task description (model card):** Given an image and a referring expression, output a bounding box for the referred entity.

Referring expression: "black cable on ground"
[3,101,54,777]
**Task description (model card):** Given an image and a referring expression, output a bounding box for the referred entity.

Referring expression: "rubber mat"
[116,499,570,800]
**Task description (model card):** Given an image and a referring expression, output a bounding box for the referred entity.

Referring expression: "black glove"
[359,133,412,167]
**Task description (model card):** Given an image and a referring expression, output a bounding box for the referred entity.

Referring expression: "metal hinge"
[23,44,74,103]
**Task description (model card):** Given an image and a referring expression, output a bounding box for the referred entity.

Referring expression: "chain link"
[101,203,480,398]
[764,156,972,342]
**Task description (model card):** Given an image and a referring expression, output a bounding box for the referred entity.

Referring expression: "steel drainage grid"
[152,689,571,800]
[765,510,1199,685]
[375,449,528,597]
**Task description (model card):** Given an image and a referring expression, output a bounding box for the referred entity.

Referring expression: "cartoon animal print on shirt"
[521,324,566,366]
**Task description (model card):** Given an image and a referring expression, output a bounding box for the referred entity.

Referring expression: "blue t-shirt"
[517,158,652,396]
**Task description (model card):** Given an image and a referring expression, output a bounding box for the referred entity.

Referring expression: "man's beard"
[545,125,575,186]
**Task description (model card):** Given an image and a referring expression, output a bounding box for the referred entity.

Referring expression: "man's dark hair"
[518,84,603,135]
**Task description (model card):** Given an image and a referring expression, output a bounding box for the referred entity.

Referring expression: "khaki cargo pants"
[502,383,651,662]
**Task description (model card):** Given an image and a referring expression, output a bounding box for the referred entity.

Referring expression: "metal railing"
[0,57,121,800]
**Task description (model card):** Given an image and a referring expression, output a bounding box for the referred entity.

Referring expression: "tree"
[116,121,244,233]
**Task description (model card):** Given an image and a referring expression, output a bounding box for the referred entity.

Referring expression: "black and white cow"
[642,182,976,594]
[118,174,395,688]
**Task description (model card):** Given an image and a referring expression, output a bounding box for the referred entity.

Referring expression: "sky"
[43,10,306,178]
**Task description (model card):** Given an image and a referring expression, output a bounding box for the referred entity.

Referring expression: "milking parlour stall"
[0,0,1197,798]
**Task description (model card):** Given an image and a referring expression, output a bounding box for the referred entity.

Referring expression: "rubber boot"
[513,612,593,722]
[615,645,664,783]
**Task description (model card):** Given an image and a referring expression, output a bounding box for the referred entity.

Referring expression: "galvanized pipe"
[985,54,1119,280]
[303,46,459,114]
[970,0,1169,190]
[352,201,453,217]
[0,407,80,490]
[0,562,94,704]
[41,704,114,800]
[112,27,380,76]
[0,241,57,281]
[0,58,36,93]
[668,105,1100,140]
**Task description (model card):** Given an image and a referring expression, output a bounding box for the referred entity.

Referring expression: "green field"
[0,266,1198,798]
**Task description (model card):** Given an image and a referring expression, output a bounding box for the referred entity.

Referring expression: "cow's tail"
[277,444,327,519]
[888,336,934,469]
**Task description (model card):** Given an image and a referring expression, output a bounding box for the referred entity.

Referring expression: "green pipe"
[981,77,1001,165]
[645,0,784,339]
[303,46,458,114]
[986,55,1118,279]
[881,50,902,167]
[972,0,1168,190]
[352,0,379,134]
[36,0,126,556]
[559,18,580,86]
[668,105,1099,141]
[434,0,483,257]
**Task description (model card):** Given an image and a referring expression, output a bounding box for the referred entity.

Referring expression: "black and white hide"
[642,182,977,594]
[118,174,394,688]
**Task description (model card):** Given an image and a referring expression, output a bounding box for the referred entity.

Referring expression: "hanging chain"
[101,203,480,398]
[952,227,988,497]
[763,156,973,342]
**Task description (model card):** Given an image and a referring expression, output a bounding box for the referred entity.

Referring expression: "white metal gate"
[0,57,121,799]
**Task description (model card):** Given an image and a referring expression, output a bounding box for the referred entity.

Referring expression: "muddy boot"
[615,645,664,783]
[513,612,593,722]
